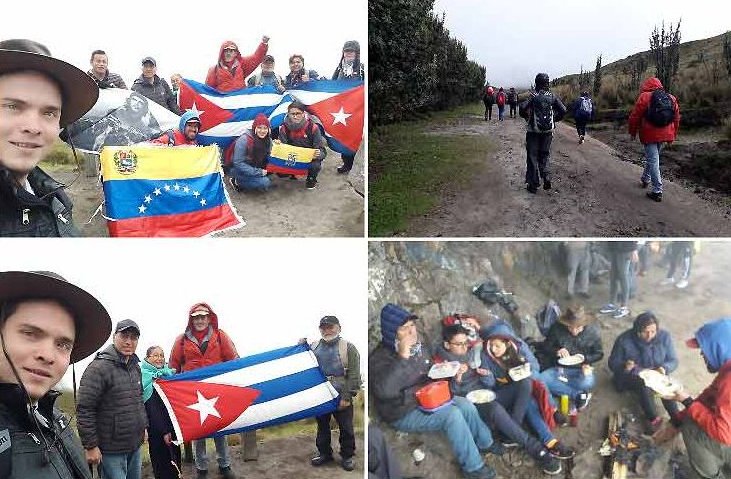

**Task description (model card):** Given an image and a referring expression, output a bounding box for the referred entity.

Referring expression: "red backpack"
[496,92,506,107]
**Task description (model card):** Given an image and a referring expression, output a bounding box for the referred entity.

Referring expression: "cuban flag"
[154,343,339,441]
[100,144,243,237]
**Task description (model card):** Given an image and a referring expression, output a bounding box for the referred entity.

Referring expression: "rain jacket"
[543,321,604,367]
[131,74,180,114]
[232,128,272,174]
[140,359,175,403]
[151,111,200,146]
[479,321,541,386]
[168,302,238,372]
[676,318,731,444]
[628,77,680,144]
[206,40,268,92]
[608,319,678,389]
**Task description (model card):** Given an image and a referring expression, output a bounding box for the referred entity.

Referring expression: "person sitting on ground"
[278,101,327,190]
[0,39,99,237]
[573,91,594,144]
[206,38,269,92]
[283,54,320,89]
[369,304,499,479]
[608,311,679,433]
[246,55,285,93]
[150,111,201,146]
[480,323,575,460]
[229,113,273,192]
[434,324,563,476]
[141,346,181,479]
[538,305,602,411]
[653,318,731,479]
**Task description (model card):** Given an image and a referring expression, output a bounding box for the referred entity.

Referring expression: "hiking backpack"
[531,92,555,132]
[535,299,561,337]
[311,338,362,390]
[645,89,675,127]
[507,91,517,103]
[496,92,506,107]
[576,97,593,120]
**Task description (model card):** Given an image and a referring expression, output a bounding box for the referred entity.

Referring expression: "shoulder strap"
[179,335,186,368]
[338,338,349,373]
[166,129,175,147]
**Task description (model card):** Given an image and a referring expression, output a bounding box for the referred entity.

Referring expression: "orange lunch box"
[415,380,452,410]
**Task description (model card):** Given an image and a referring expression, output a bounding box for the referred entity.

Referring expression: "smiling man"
[0,270,112,479]
[0,39,98,237]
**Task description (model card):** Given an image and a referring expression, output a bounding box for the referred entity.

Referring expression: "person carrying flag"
[331,40,365,175]
[229,113,273,192]
[206,37,270,92]
[278,101,327,190]
[150,111,201,147]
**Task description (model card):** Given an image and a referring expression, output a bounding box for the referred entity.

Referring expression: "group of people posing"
[369,300,731,479]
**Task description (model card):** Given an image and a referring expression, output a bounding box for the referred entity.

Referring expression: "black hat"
[114,319,140,335]
[262,54,275,63]
[0,271,111,362]
[319,316,340,327]
[342,40,360,53]
[141,56,156,66]
[0,39,99,127]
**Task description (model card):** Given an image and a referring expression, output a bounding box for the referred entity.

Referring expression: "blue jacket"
[232,129,272,176]
[479,321,541,388]
[608,327,678,382]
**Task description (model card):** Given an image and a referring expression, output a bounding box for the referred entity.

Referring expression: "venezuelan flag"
[101,145,243,237]
[265,143,317,176]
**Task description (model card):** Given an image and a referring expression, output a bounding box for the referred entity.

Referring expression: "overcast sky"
[2,239,366,389]
[432,0,731,87]
[4,0,367,87]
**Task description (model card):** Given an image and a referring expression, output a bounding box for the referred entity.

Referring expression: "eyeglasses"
[449,341,469,347]
[224,48,238,53]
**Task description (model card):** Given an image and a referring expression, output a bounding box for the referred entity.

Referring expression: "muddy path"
[403,115,731,237]
[54,146,364,237]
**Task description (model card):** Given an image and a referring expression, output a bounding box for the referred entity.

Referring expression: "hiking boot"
[599,303,617,314]
[660,277,676,286]
[464,465,496,479]
[538,451,562,475]
[336,164,351,174]
[481,441,504,456]
[341,457,355,471]
[546,441,574,459]
[646,191,662,202]
[527,185,538,194]
[196,470,208,479]
[305,178,317,190]
[219,466,236,479]
[311,454,335,466]
[575,391,592,411]
[613,307,630,319]
[676,279,689,289]
[543,180,552,191]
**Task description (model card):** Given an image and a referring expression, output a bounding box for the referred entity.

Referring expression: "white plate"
[639,369,682,397]
[557,354,585,366]
[428,361,461,379]
[507,363,532,381]
[466,389,496,404]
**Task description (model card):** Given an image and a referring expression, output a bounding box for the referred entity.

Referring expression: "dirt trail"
[404,115,731,237]
[55,146,364,237]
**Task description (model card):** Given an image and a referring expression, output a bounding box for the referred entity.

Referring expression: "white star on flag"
[144,195,152,203]
[138,205,147,214]
[183,186,190,193]
[174,183,181,191]
[200,198,207,206]
[330,107,352,126]
[164,184,171,191]
[187,102,205,119]
[153,188,162,196]
[193,191,200,198]
[186,390,221,425]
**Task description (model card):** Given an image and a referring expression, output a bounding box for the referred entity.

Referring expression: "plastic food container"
[415,381,452,410]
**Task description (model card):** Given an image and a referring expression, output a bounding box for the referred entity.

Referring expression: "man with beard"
[331,40,364,175]
[278,101,327,190]
[653,318,731,478]
[151,111,201,146]
[309,316,361,471]
[0,39,98,236]
[229,113,273,191]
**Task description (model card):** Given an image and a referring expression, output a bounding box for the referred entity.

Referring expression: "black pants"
[484,101,493,120]
[316,404,355,459]
[615,373,680,422]
[509,103,517,118]
[148,432,182,479]
[525,132,553,188]
[476,395,544,459]
[340,154,355,171]
[368,424,402,479]
[575,119,587,137]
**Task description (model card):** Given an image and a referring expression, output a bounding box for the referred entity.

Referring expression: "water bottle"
[560,394,570,416]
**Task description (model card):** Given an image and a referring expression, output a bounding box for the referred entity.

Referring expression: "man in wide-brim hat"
[0,270,112,478]
[0,39,99,237]
[539,305,604,411]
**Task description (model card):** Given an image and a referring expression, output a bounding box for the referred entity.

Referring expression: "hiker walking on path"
[507,87,518,118]
[518,73,566,194]
[496,87,507,121]
[483,85,495,121]
[628,77,680,203]
[573,91,594,144]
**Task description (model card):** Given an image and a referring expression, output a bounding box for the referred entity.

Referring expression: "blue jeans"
[524,398,554,444]
[641,142,663,193]
[540,367,596,402]
[609,251,633,307]
[101,446,142,479]
[393,395,493,473]
[194,436,231,471]
[498,106,505,121]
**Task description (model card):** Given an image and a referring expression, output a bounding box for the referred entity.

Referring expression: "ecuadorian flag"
[266,143,317,176]
[101,145,243,237]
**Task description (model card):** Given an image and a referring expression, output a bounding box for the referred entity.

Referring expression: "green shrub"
[41,140,76,166]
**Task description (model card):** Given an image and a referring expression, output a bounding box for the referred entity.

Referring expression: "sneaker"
[219,466,236,479]
[501,440,519,448]
[676,279,689,289]
[337,164,351,174]
[527,185,538,194]
[228,177,240,192]
[543,180,552,191]
[646,191,662,202]
[640,179,649,188]
[612,307,630,319]
[305,178,317,190]
[538,451,562,475]
[575,391,592,411]
[660,277,676,286]
[341,457,355,471]
[311,454,334,466]
[599,303,617,314]
[546,440,574,459]
[464,465,496,479]
[196,470,208,479]
[482,441,504,456]
[579,136,584,144]
[553,410,568,426]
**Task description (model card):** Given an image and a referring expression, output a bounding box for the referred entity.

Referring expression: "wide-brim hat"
[558,305,593,327]
[0,271,111,362]
[0,39,99,127]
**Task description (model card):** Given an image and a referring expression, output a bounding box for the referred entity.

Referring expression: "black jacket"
[0,167,79,237]
[0,384,91,479]
[131,75,180,115]
[543,322,604,367]
[519,90,567,133]
[76,345,147,454]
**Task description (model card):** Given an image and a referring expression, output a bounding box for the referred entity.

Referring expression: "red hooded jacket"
[676,359,731,444]
[205,40,268,92]
[150,129,196,146]
[628,77,680,144]
[169,302,238,372]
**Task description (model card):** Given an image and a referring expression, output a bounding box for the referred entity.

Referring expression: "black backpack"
[645,89,674,127]
[531,92,555,132]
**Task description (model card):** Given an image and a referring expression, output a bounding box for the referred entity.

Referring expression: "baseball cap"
[319,316,340,327]
[0,271,111,362]
[0,39,99,127]
[141,56,156,66]
[115,319,140,335]
[262,54,275,63]
[190,305,210,317]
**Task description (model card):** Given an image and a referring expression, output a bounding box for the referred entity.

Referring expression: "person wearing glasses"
[205,37,270,92]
